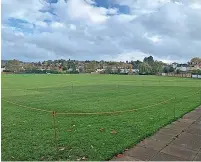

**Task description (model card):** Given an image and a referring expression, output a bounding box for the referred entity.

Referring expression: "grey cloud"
[1,0,201,63]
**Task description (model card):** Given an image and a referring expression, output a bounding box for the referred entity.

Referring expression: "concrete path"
[111,106,201,161]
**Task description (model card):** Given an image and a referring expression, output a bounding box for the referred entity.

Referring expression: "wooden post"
[52,111,57,149]
[117,84,119,105]
[174,97,176,119]
[200,89,201,105]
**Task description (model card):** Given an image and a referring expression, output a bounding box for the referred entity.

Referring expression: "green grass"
[2,74,201,161]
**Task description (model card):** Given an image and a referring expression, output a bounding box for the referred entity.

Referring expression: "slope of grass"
[2,74,201,161]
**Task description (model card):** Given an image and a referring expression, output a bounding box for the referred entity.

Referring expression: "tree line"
[2,57,201,75]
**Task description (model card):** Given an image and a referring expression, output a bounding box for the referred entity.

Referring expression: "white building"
[1,66,6,72]
[132,69,139,73]
[120,69,129,73]
[96,69,105,73]
[172,63,178,69]
[176,64,188,72]
[176,67,187,72]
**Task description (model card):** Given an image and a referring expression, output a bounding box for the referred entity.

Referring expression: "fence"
[161,72,201,79]
[162,73,192,78]
[2,88,201,161]
[192,74,201,79]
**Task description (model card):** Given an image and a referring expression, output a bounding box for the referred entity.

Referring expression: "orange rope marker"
[53,111,56,116]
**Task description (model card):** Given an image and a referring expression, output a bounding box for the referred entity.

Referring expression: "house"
[1,66,6,72]
[78,65,85,73]
[96,69,105,73]
[103,65,108,69]
[39,67,46,71]
[176,64,188,72]
[172,62,178,69]
[132,69,139,73]
[67,68,73,72]
[111,67,117,73]
[187,63,201,71]
[194,63,201,70]
[120,69,129,74]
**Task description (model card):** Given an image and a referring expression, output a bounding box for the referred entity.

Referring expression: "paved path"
[111,106,201,161]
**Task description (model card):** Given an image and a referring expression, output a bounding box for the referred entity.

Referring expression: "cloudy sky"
[2,0,201,63]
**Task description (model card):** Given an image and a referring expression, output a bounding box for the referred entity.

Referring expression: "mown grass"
[2,74,201,161]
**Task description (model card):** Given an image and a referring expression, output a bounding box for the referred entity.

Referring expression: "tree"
[78,66,84,73]
[5,60,22,72]
[130,60,142,69]
[105,66,112,74]
[117,68,121,74]
[23,63,37,71]
[176,69,181,74]
[169,66,174,72]
[37,61,42,66]
[163,67,169,73]
[70,62,76,73]
[143,56,154,65]
[47,60,53,66]
[151,61,164,74]
[196,69,201,75]
[139,62,152,74]
[62,61,68,71]
[84,61,96,73]
[62,67,68,71]
[190,57,201,65]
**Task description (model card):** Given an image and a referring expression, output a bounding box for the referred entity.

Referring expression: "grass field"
[2,74,201,161]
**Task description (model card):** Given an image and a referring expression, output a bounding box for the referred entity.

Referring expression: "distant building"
[194,63,201,70]
[96,69,105,73]
[187,63,201,71]
[67,68,73,72]
[39,68,46,71]
[176,64,188,72]
[120,69,129,74]
[103,65,108,69]
[1,66,6,72]
[78,65,85,73]
[172,62,178,69]
[133,69,139,73]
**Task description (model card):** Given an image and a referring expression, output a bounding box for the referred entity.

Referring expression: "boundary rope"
[2,90,200,116]
[2,99,52,113]
[1,83,69,91]
[55,97,175,115]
